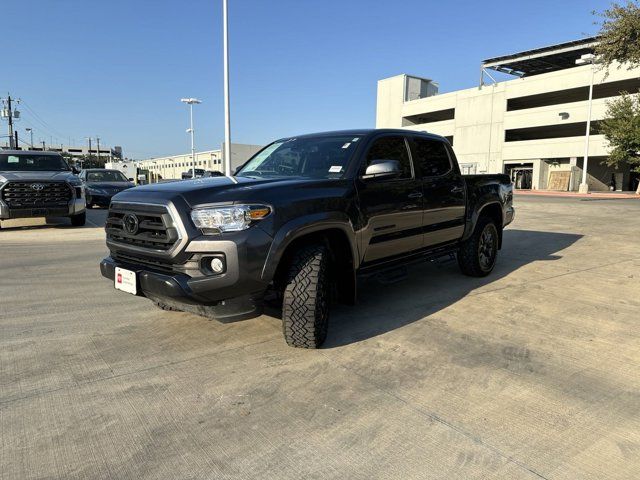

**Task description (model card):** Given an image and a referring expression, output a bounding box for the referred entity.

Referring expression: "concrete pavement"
[1,198,639,479]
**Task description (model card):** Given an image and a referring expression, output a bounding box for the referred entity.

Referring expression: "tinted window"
[237,135,362,179]
[364,136,412,179]
[87,171,128,182]
[0,153,70,172]
[411,138,451,177]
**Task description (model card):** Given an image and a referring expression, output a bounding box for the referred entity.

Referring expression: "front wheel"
[70,212,86,227]
[458,216,499,277]
[281,244,331,349]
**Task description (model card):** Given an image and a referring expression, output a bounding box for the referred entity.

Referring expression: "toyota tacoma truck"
[0,150,86,227]
[100,129,514,348]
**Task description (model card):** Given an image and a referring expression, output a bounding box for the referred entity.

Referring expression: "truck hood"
[0,171,78,183]
[113,176,349,208]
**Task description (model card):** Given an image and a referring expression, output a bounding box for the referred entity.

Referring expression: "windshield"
[86,171,128,182]
[236,135,363,179]
[0,153,70,172]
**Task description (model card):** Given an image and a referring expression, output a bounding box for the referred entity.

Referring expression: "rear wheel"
[458,216,499,277]
[281,244,331,349]
[70,212,86,227]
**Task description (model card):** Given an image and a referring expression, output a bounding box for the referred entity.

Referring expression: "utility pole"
[41,140,45,151]
[4,95,15,149]
[26,128,33,147]
[14,131,18,149]
[87,137,92,168]
[96,137,101,165]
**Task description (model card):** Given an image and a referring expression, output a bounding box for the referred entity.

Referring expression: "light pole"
[180,98,202,179]
[223,0,232,176]
[25,128,33,148]
[576,53,597,193]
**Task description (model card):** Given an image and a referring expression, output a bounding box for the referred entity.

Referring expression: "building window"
[402,108,455,126]
[507,77,640,111]
[505,120,602,142]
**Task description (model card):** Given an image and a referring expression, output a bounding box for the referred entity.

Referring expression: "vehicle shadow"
[322,229,583,348]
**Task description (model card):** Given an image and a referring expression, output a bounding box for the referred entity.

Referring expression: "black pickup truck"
[100,129,514,348]
[0,150,86,227]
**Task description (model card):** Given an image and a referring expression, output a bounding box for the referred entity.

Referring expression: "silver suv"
[0,150,86,227]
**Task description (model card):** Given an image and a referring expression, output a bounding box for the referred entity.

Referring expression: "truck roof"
[0,149,63,156]
[279,128,448,143]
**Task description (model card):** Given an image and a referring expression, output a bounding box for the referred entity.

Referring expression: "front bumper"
[101,227,274,321]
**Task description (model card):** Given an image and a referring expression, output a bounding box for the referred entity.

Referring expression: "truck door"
[356,135,424,263]
[409,136,466,248]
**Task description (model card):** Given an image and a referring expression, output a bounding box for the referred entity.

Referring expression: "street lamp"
[25,128,33,148]
[180,97,202,179]
[575,53,597,193]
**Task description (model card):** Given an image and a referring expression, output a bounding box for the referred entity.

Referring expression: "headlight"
[190,205,271,233]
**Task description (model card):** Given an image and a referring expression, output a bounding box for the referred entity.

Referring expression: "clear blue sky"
[4,0,611,159]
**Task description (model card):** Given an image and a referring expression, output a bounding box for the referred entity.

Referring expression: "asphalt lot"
[1,196,639,479]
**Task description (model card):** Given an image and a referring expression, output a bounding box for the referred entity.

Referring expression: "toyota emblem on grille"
[122,213,139,235]
[30,183,45,191]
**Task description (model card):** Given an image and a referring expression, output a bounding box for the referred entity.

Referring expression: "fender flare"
[260,211,359,282]
[462,200,504,242]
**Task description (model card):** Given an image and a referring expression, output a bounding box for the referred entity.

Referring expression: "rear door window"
[411,137,452,177]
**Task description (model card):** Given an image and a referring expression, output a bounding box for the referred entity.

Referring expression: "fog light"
[210,257,225,274]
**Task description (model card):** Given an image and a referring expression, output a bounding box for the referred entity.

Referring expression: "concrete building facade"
[136,143,263,180]
[376,38,640,192]
[1,143,122,159]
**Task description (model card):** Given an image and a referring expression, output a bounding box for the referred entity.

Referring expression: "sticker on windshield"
[329,166,343,173]
[7,156,18,163]
[341,143,351,149]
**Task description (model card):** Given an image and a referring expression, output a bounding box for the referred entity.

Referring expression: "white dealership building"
[376,37,640,192]
[136,143,262,180]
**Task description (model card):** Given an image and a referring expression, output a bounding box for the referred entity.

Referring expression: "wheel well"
[478,203,504,248]
[274,229,356,304]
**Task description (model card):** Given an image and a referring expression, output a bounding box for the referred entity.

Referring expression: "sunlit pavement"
[1,198,639,479]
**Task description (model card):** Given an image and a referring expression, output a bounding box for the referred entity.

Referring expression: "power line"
[19,100,70,141]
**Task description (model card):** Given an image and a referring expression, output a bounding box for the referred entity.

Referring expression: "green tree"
[595,1,640,69]
[600,93,640,173]
[594,1,640,192]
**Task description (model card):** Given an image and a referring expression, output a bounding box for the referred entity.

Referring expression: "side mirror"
[362,160,402,180]
[72,166,80,175]
[128,178,134,181]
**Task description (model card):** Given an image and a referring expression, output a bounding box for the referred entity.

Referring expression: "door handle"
[408,192,423,199]
[451,186,464,194]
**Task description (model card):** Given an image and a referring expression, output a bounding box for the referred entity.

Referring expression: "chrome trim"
[107,200,188,258]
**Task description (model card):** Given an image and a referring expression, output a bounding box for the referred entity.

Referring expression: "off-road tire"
[282,244,330,349]
[153,301,181,311]
[70,212,86,227]
[458,216,499,277]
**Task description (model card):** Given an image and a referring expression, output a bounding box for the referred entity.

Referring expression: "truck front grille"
[106,203,179,251]
[1,181,72,208]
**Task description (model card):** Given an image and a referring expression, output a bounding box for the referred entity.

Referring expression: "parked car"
[181,169,206,180]
[100,129,514,348]
[79,169,134,208]
[0,150,86,227]
[202,170,225,177]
